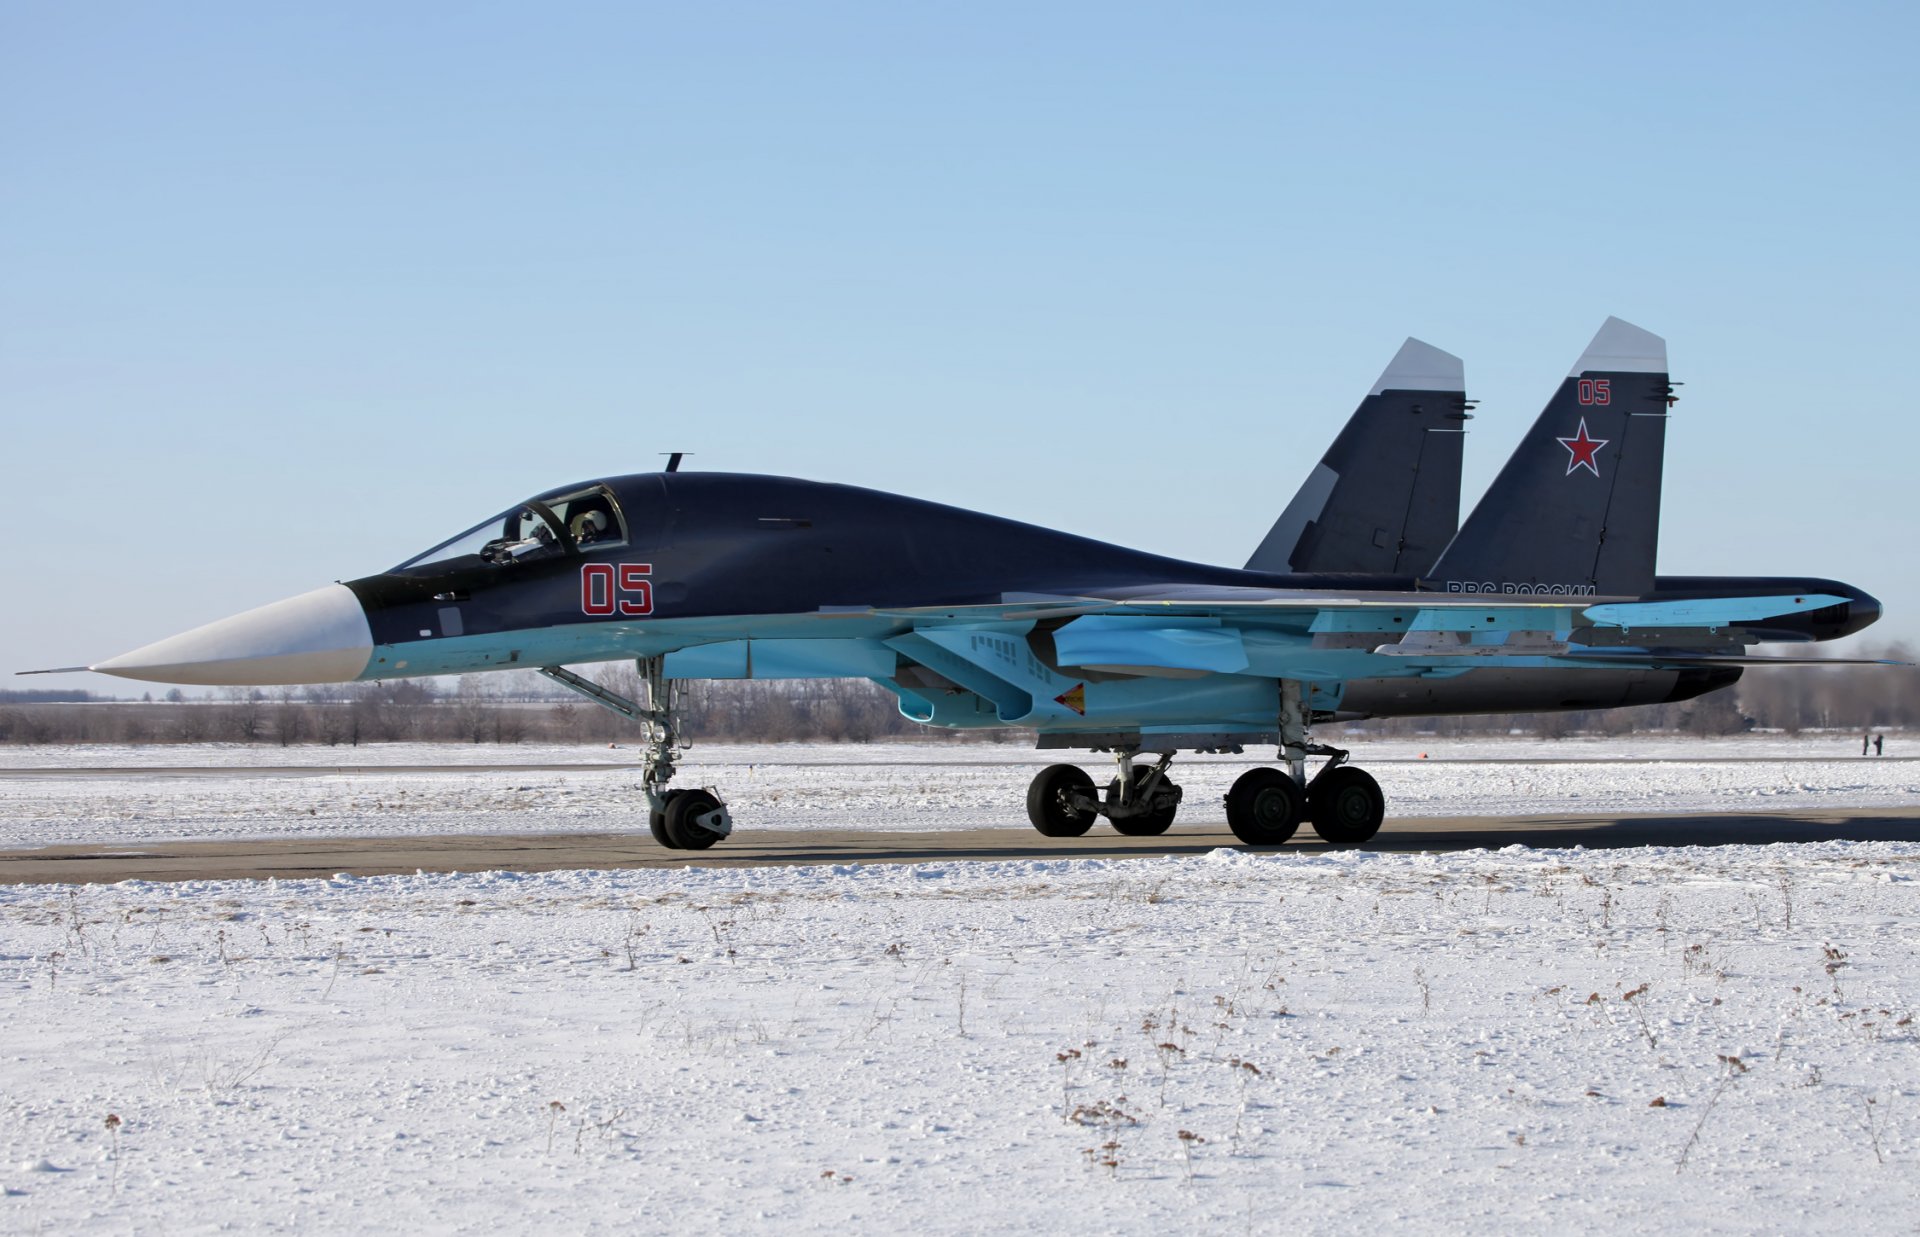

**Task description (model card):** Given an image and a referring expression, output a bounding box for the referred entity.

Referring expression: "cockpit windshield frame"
[389,484,630,574]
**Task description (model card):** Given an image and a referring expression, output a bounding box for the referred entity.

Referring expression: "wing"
[846,587,1884,686]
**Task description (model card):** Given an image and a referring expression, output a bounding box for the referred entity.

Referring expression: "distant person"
[1875,734,1885,756]
[1864,732,1872,756]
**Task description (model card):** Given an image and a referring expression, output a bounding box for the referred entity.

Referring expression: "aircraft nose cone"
[92,584,374,686]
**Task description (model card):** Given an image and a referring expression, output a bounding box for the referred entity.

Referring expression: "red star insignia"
[1557,418,1609,477]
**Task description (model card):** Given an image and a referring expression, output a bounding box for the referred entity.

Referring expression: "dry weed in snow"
[0,842,1916,1230]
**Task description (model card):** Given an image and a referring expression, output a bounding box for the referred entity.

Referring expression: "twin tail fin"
[1426,317,1673,598]
[1247,338,1470,576]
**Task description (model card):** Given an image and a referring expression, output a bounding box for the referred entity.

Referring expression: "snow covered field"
[0,737,1916,849]
[3,842,1917,1231]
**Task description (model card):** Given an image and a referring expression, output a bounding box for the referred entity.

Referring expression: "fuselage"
[92,471,1882,731]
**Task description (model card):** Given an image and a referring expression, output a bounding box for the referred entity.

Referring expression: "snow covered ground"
[0,736,1915,849]
[2,842,1917,1231]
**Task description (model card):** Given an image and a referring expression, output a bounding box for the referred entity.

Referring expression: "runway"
[4,805,1919,884]
[2,755,1912,778]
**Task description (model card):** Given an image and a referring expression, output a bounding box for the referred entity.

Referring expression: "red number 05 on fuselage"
[581,563,653,616]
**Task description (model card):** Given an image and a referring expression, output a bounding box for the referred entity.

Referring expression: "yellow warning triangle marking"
[1054,683,1086,715]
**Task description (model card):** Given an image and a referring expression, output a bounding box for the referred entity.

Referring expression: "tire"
[1106,769,1178,836]
[1309,766,1385,845]
[649,789,683,849]
[1225,767,1303,846]
[664,788,726,850]
[1026,764,1098,837]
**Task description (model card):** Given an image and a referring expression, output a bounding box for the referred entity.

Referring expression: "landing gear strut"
[1025,749,1183,837]
[1223,680,1385,847]
[538,658,732,851]
[1105,751,1181,836]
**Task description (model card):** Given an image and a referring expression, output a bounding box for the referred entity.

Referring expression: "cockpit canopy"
[392,484,628,573]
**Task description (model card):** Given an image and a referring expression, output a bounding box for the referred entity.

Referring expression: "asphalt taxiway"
[3,806,1918,884]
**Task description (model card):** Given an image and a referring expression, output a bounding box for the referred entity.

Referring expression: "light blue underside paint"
[356,592,1814,734]
[359,612,901,681]
[1409,607,1578,634]
[887,626,1090,724]
[1309,609,1419,634]
[1243,637,1410,682]
[663,638,896,679]
[1053,616,1249,674]
[1584,594,1848,629]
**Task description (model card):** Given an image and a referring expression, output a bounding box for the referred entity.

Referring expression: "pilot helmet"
[571,510,610,540]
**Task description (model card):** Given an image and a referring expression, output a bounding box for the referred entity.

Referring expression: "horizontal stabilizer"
[1558,651,1909,668]
[1583,594,1849,629]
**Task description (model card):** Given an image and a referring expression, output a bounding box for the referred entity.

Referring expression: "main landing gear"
[1222,751,1384,846]
[538,657,733,851]
[1024,681,1387,848]
[1224,679,1385,846]
[1027,750,1184,838]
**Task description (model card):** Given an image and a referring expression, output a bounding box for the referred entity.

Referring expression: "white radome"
[91,583,373,686]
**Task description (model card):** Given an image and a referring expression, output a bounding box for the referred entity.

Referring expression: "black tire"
[1026,764,1098,837]
[1309,766,1385,845]
[648,789,683,849]
[1225,767,1303,846]
[1106,770,1178,836]
[664,788,726,850]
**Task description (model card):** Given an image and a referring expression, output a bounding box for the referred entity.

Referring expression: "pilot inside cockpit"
[570,509,611,546]
[390,483,629,574]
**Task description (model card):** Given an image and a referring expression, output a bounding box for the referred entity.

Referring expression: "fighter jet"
[63,319,1885,851]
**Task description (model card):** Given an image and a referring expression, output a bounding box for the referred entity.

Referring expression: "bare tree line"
[0,648,1913,746]
[0,675,960,747]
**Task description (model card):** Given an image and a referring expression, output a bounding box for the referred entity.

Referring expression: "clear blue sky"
[5,2,1917,689]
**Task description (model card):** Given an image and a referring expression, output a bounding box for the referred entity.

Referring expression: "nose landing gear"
[538,657,733,850]
[653,786,730,851]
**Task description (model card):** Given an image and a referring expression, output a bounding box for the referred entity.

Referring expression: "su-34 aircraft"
[54,318,1887,850]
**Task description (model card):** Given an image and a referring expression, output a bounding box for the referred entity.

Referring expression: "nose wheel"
[655,787,729,850]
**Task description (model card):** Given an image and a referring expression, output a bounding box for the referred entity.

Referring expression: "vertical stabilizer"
[1426,317,1672,597]
[1246,338,1470,575]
